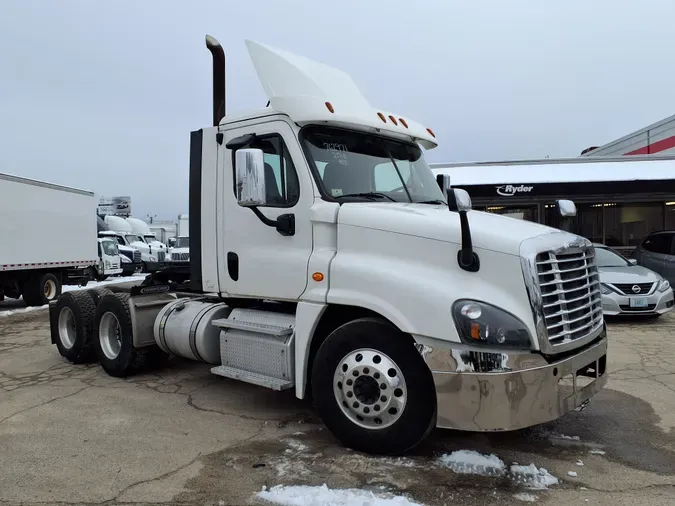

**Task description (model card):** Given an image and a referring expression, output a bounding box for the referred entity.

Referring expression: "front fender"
[327,225,535,345]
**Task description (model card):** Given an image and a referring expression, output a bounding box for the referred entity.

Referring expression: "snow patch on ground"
[438,450,505,476]
[590,449,606,455]
[256,484,423,506]
[439,450,558,490]
[513,493,538,502]
[567,471,578,477]
[510,464,559,490]
[0,274,145,317]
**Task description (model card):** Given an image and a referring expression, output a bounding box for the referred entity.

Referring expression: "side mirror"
[436,173,451,199]
[629,259,638,265]
[235,148,266,207]
[448,188,472,212]
[555,199,576,217]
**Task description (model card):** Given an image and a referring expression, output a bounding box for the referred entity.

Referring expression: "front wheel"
[311,317,436,455]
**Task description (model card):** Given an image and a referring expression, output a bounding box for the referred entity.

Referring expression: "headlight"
[149,256,156,262]
[452,300,532,349]
[600,283,613,295]
[120,255,131,263]
[658,279,671,292]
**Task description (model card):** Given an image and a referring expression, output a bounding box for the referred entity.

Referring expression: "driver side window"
[373,161,411,192]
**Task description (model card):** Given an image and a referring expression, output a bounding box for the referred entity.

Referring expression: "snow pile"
[0,274,145,318]
[0,305,49,317]
[567,471,578,478]
[438,450,505,476]
[513,493,538,502]
[257,484,423,506]
[510,464,559,490]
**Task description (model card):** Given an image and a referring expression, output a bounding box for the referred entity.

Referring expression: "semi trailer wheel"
[23,272,62,307]
[93,293,169,377]
[311,317,437,455]
[54,291,97,363]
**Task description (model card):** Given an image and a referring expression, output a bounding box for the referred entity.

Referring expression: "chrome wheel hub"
[99,312,122,360]
[333,348,407,430]
[57,307,76,349]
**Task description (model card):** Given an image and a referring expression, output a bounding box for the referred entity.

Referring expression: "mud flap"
[48,300,58,345]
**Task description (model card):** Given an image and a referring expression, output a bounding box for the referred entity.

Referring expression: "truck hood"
[337,203,561,256]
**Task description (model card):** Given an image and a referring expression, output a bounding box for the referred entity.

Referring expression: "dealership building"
[430,115,675,257]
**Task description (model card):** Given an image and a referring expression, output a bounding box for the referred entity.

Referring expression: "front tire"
[311,317,436,455]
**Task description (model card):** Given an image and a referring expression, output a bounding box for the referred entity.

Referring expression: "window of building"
[666,202,675,230]
[603,203,663,248]
[486,205,538,222]
[232,135,300,207]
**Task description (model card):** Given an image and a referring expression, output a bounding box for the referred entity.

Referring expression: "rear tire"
[311,317,436,455]
[86,287,114,306]
[54,291,97,363]
[23,272,62,307]
[93,293,168,377]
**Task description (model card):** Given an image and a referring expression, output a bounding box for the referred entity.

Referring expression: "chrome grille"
[612,282,654,295]
[157,251,166,262]
[178,252,189,261]
[536,248,603,343]
[133,250,142,263]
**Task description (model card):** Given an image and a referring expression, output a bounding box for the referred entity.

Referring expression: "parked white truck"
[48,37,608,454]
[102,215,164,272]
[1,172,97,306]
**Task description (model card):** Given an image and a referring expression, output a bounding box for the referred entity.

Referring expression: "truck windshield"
[175,237,189,248]
[101,241,118,256]
[301,126,446,204]
[125,234,144,244]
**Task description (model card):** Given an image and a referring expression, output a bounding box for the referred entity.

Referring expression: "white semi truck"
[0,172,98,306]
[48,36,608,454]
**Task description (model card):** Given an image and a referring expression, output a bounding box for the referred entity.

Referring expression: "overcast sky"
[1,0,673,220]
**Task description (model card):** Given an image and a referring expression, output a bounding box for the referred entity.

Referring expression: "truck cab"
[166,236,189,265]
[102,216,163,273]
[95,238,123,281]
[50,37,608,456]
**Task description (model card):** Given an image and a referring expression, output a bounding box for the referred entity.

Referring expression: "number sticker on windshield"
[323,142,349,166]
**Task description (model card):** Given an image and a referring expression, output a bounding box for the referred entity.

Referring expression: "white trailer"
[49,36,608,454]
[177,214,189,237]
[0,172,97,306]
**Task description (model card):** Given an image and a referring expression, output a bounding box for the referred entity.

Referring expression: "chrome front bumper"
[421,331,608,432]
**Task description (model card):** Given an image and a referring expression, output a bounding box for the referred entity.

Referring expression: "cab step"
[210,366,293,391]
[210,308,296,391]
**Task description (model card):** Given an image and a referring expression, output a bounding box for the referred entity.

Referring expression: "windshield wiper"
[335,192,396,202]
[417,199,446,205]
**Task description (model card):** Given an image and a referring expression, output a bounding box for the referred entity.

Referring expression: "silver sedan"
[595,244,674,317]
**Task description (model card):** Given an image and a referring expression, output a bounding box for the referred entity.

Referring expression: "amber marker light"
[312,272,324,282]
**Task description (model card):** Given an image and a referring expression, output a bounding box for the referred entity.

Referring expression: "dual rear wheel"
[54,289,167,375]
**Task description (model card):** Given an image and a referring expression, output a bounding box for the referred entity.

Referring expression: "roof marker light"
[388,115,398,125]
[399,118,408,128]
[426,127,436,138]
[377,112,387,123]
[325,102,335,113]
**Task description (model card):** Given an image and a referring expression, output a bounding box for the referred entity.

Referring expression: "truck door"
[218,120,314,300]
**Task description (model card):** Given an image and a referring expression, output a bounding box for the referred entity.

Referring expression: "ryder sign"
[496,184,534,196]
